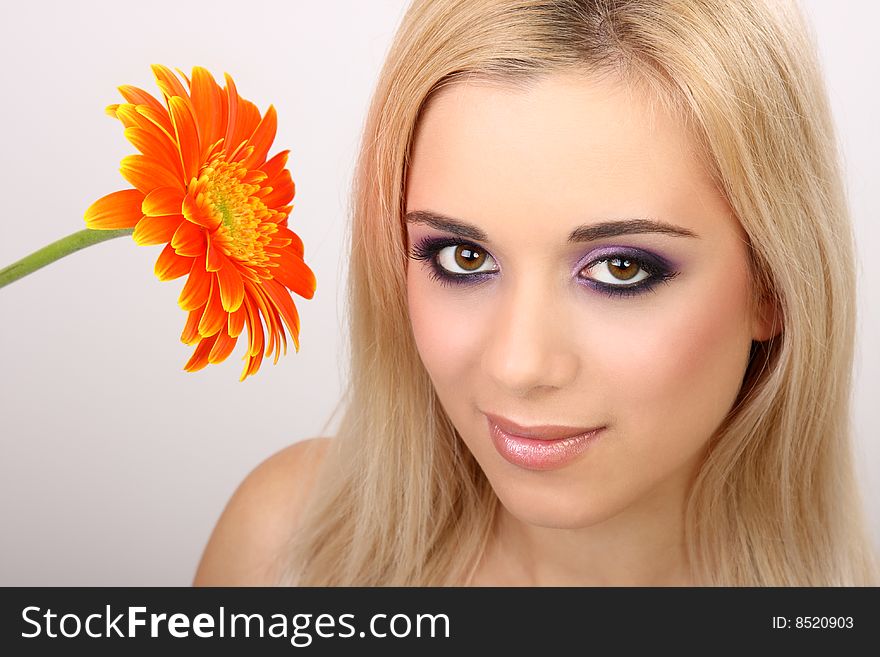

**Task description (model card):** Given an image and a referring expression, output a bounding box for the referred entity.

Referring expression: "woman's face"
[405,72,772,529]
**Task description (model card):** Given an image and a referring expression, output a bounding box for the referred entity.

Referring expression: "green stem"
[0,228,133,289]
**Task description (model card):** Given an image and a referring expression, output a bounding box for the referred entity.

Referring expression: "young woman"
[194,0,879,586]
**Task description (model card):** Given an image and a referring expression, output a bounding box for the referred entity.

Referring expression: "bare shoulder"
[192,436,333,586]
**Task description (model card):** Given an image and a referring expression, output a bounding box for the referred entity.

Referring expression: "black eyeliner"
[408,235,679,298]
[408,236,497,287]
[576,247,680,298]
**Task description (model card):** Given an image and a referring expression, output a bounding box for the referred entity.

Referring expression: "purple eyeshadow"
[408,235,680,299]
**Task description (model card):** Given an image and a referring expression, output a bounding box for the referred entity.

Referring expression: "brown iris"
[608,257,639,281]
[454,245,487,271]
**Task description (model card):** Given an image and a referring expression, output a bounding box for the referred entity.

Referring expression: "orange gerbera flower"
[84,65,316,380]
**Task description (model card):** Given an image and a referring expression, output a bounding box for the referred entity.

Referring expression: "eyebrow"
[404,210,699,242]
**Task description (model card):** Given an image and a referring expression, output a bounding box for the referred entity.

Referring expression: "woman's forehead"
[405,72,736,245]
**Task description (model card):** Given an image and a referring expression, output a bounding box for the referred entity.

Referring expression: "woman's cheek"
[595,265,754,457]
[407,275,482,386]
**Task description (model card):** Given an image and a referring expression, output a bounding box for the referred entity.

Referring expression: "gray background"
[0,0,876,585]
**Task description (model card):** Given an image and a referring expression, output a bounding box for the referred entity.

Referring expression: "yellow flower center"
[196,155,282,270]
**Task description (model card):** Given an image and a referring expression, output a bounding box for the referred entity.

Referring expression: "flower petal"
[115,105,175,152]
[222,77,261,158]
[268,224,304,257]
[218,87,229,147]
[261,278,302,352]
[242,351,263,380]
[242,294,264,358]
[248,285,277,361]
[183,333,219,372]
[120,154,183,193]
[151,64,190,103]
[124,127,183,181]
[216,258,245,313]
[143,186,185,217]
[168,95,201,185]
[261,169,295,208]
[228,303,246,338]
[84,189,145,230]
[242,105,277,170]
[171,219,206,257]
[230,98,261,158]
[180,307,203,345]
[190,66,224,160]
[175,67,191,89]
[133,214,183,246]
[133,105,177,143]
[228,142,253,164]
[223,73,240,156]
[117,84,167,117]
[271,248,316,299]
[178,253,210,311]
[208,328,237,364]
[205,232,225,272]
[260,150,289,181]
[154,242,193,281]
[182,191,221,230]
[240,345,264,381]
[242,169,267,185]
[198,275,227,337]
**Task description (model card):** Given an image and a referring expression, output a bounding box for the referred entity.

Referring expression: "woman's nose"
[479,276,579,395]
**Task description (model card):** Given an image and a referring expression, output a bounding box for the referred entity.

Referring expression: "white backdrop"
[0,0,876,585]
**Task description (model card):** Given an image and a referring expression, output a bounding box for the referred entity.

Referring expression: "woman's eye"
[408,235,677,296]
[435,244,499,275]
[581,257,651,286]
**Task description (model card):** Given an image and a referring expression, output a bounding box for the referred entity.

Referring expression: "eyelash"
[408,236,680,299]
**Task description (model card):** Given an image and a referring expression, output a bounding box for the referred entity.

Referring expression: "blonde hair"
[277,0,879,585]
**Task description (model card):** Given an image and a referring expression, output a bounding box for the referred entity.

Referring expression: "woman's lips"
[484,412,605,471]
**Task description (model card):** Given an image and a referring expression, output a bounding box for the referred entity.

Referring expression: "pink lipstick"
[484,412,604,471]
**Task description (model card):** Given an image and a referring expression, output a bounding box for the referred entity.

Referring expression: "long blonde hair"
[277,0,878,585]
